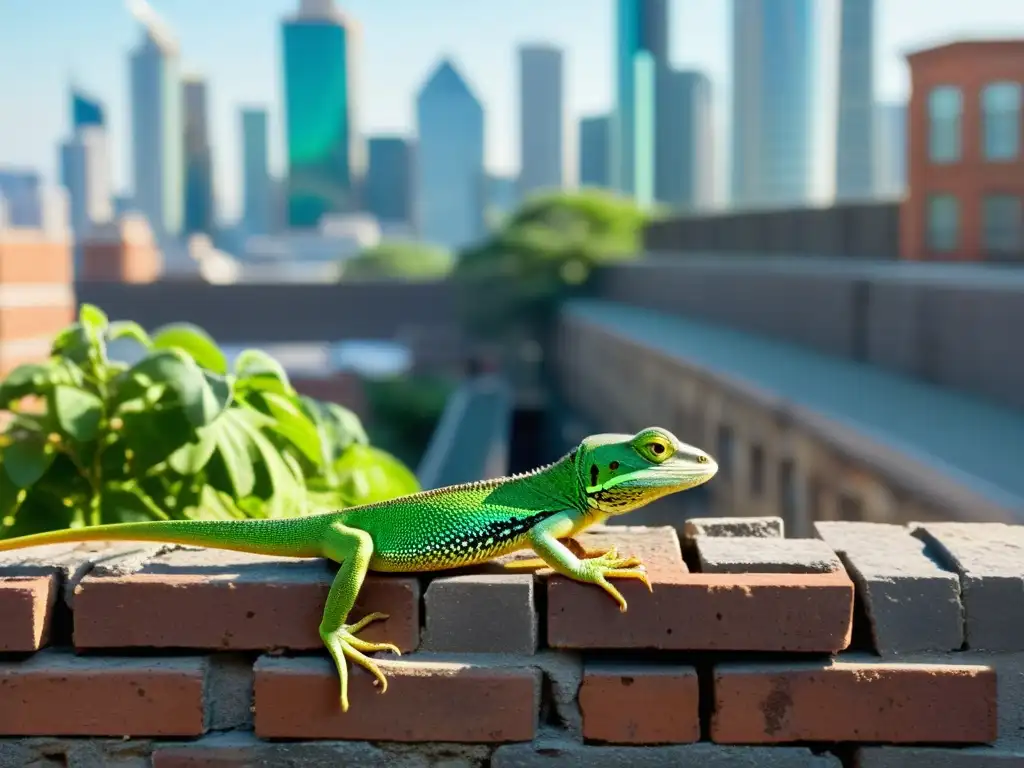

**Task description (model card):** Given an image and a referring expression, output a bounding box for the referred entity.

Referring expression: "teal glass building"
[281,2,358,228]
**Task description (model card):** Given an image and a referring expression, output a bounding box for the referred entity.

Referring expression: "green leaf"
[121,405,197,474]
[125,349,226,428]
[256,392,323,466]
[0,485,74,539]
[99,485,169,524]
[0,363,52,407]
[334,444,420,505]
[51,323,97,366]
[234,349,293,395]
[0,461,27,527]
[151,323,228,374]
[108,320,153,348]
[206,410,257,498]
[50,386,103,442]
[230,408,306,517]
[167,425,219,475]
[79,303,109,334]
[300,397,368,467]
[2,439,56,488]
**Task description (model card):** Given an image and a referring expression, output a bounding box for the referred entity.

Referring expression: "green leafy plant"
[0,304,421,539]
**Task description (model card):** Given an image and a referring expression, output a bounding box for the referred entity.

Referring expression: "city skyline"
[1,0,1022,221]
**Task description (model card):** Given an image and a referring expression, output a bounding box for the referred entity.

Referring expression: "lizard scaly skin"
[0,426,717,711]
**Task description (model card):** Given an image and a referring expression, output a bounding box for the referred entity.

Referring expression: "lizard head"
[574,426,718,515]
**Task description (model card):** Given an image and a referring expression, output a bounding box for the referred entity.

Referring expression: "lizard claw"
[582,552,652,612]
[320,612,399,711]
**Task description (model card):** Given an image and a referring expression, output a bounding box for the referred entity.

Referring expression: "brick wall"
[0,225,74,378]
[552,311,1020,534]
[0,517,1019,765]
[79,215,162,283]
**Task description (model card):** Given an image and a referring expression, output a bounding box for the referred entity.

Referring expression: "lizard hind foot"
[320,612,402,712]
[584,551,652,613]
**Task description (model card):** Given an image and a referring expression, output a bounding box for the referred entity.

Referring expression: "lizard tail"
[0,517,329,559]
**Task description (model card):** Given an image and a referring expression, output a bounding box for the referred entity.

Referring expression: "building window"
[928,86,962,163]
[983,195,1023,259]
[715,424,734,477]
[927,194,959,253]
[749,444,764,497]
[981,81,1022,161]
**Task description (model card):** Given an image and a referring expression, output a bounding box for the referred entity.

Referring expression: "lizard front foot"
[579,550,652,612]
[320,611,402,712]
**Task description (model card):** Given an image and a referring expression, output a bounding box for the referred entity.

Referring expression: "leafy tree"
[453,189,649,342]
[0,305,420,538]
[341,240,455,281]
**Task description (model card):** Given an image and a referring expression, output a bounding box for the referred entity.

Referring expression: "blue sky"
[1,0,1023,220]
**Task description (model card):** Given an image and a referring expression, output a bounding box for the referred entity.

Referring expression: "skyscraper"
[281,0,363,228]
[874,101,906,198]
[415,59,485,250]
[518,44,566,199]
[241,108,272,236]
[365,136,412,226]
[71,88,105,129]
[128,1,183,241]
[658,70,713,210]
[579,115,611,188]
[731,0,815,209]
[613,0,668,205]
[836,0,875,200]
[182,75,215,235]
[0,170,43,228]
[60,126,113,245]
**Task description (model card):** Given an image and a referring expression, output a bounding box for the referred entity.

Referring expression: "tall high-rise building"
[241,108,272,236]
[836,0,875,200]
[60,126,113,245]
[71,88,105,129]
[182,75,215,235]
[365,136,412,226]
[128,3,183,241]
[579,115,611,188]
[874,101,906,198]
[281,0,363,228]
[613,0,668,205]
[0,170,43,228]
[731,0,815,209]
[415,59,485,250]
[518,44,566,199]
[658,70,713,210]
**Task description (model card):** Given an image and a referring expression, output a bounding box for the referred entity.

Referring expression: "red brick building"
[901,40,1024,261]
[0,226,75,378]
[79,214,163,283]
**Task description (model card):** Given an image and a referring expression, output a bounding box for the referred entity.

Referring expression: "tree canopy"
[342,240,455,281]
[454,188,650,340]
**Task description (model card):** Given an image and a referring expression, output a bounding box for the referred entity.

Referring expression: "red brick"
[545,527,853,652]
[711,658,997,744]
[579,662,700,744]
[72,549,419,653]
[0,650,207,737]
[0,305,74,343]
[253,655,540,742]
[0,575,57,652]
[0,239,71,284]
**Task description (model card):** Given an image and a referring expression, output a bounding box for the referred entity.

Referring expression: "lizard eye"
[639,438,674,463]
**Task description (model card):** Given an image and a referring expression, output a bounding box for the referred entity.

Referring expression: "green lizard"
[0,426,716,711]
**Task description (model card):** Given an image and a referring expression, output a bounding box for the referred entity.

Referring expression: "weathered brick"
[816,521,964,654]
[73,547,420,653]
[695,536,843,574]
[579,662,699,744]
[253,654,540,742]
[854,746,1024,767]
[0,650,207,737]
[492,740,843,768]
[423,573,537,654]
[0,575,57,651]
[711,656,997,745]
[153,731,494,768]
[912,522,1024,651]
[684,516,784,540]
[547,527,853,652]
